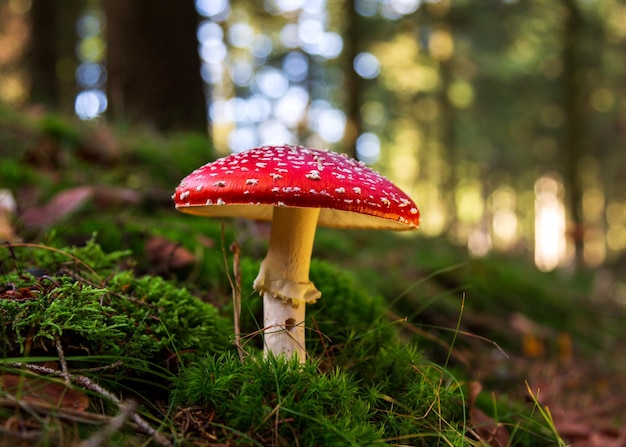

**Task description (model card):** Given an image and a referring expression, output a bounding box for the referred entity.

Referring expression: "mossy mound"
[234,257,396,358]
[0,238,231,372]
[0,238,564,446]
[171,348,466,447]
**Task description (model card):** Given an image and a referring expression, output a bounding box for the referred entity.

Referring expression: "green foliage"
[39,113,82,148]
[130,131,214,186]
[232,256,396,356]
[0,157,42,190]
[108,272,231,360]
[0,238,231,369]
[172,257,473,446]
[172,351,466,446]
[0,236,569,446]
[309,259,392,338]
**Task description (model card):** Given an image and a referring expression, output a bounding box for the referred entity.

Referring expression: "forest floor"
[1,106,625,445]
[326,223,626,447]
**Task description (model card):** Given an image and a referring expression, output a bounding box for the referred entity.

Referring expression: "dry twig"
[9,362,172,447]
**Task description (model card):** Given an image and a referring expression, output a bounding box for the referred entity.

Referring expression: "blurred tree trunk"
[28,0,82,112]
[103,0,206,133]
[562,0,588,268]
[428,1,458,232]
[437,50,457,231]
[341,0,363,159]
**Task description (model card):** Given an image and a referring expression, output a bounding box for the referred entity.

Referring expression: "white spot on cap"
[381,197,391,206]
[246,178,259,185]
[270,173,283,181]
[353,187,362,194]
[306,170,321,180]
[335,187,346,194]
[180,191,190,200]
[216,198,226,205]
[283,186,301,193]
[214,181,226,187]
[410,208,418,214]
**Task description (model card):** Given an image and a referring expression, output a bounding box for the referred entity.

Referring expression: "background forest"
[1,0,626,273]
[1,0,626,445]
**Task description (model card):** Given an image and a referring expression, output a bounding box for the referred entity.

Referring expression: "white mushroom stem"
[253,206,321,363]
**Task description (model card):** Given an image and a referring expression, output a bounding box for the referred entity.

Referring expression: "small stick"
[220,223,246,362]
[80,400,135,447]
[229,241,245,363]
[10,362,172,447]
[54,335,71,384]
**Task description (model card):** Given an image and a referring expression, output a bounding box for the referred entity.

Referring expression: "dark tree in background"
[561,0,590,268]
[342,0,364,160]
[28,0,82,112]
[103,0,206,133]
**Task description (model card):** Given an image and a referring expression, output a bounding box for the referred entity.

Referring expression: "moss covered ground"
[1,106,624,445]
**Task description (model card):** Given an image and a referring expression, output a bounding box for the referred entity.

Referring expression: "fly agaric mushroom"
[173,145,419,362]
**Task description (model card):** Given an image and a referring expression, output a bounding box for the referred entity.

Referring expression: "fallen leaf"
[91,185,141,208]
[468,381,510,447]
[82,125,122,164]
[146,236,195,271]
[20,185,142,228]
[0,189,18,241]
[21,186,94,227]
[1,374,89,411]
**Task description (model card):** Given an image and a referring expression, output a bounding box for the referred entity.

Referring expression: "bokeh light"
[74,8,107,120]
[258,120,294,145]
[75,89,107,120]
[228,22,255,48]
[228,126,258,152]
[76,62,106,88]
[275,0,306,13]
[283,52,309,82]
[255,67,289,99]
[312,106,346,143]
[356,133,381,164]
[275,86,310,126]
[250,35,273,59]
[354,52,380,79]
[534,175,567,271]
[229,60,254,86]
[355,0,379,17]
[196,0,230,19]
[197,20,223,42]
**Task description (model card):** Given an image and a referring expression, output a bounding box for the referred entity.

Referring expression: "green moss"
[39,113,82,148]
[130,131,214,188]
[0,158,42,190]
[171,258,470,445]
[233,257,396,354]
[172,347,467,446]
[0,106,576,446]
[0,237,566,446]
[0,238,231,369]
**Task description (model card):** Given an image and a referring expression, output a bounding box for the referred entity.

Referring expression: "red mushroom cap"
[173,145,420,230]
